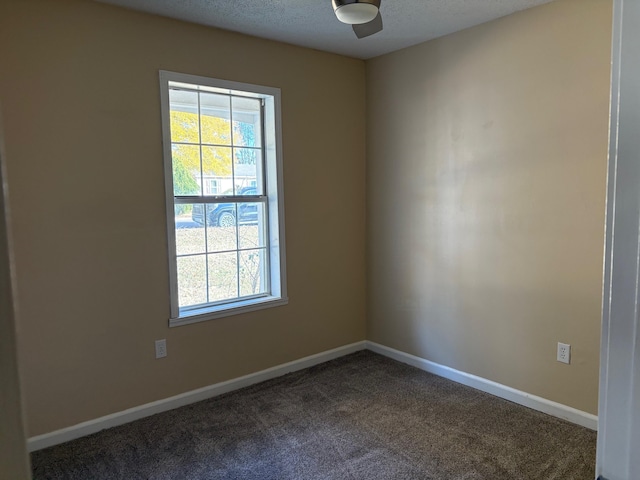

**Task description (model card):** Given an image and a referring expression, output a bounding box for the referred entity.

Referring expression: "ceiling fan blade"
[352,12,383,39]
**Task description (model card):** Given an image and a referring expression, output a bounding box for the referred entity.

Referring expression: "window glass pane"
[175,205,205,255]
[169,90,199,143]
[208,252,238,302]
[238,203,266,250]
[206,203,237,252]
[232,97,262,148]
[177,255,207,307]
[200,93,231,145]
[202,146,232,194]
[233,148,262,195]
[163,75,284,323]
[172,144,201,195]
[239,248,267,297]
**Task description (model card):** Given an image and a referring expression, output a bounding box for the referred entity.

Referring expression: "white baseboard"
[28,339,597,451]
[27,341,367,452]
[366,341,598,431]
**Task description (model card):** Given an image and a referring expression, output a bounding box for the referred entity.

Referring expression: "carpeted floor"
[31,351,597,479]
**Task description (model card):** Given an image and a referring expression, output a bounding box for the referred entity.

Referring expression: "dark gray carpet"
[31,351,596,479]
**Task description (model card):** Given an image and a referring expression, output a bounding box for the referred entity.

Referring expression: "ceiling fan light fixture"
[332,0,380,25]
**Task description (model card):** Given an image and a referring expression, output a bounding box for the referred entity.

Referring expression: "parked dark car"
[191,187,258,227]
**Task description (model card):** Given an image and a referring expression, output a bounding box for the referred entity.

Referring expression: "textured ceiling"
[95,0,556,59]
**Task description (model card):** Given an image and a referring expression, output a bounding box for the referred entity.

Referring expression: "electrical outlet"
[155,339,167,359]
[557,342,570,364]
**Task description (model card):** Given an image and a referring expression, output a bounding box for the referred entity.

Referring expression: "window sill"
[169,296,289,327]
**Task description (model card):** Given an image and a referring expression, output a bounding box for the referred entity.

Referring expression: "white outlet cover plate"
[155,339,167,359]
[557,342,570,364]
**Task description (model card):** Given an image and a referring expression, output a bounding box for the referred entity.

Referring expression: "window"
[205,179,220,195]
[159,71,287,326]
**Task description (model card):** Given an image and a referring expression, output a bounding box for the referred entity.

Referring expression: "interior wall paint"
[366,0,612,414]
[0,111,31,478]
[0,0,366,436]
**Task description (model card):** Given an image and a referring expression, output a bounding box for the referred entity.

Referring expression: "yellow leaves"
[202,115,231,146]
[170,110,232,145]
[170,111,233,178]
[170,111,199,143]
[202,147,232,177]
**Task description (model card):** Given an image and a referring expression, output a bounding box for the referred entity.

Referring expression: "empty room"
[1,0,639,479]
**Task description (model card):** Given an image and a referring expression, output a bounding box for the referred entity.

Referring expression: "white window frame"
[159,71,287,327]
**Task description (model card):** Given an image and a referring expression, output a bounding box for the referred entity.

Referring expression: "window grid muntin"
[169,85,270,311]
[176,245,268,259]
[196,87,210,297]
[172,141,262,151]
[174,196,267,204]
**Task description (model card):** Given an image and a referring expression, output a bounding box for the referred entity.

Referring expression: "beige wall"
[366,0,611,414]
[0,0,366,436]
[0,0,612,440]
[0,113,31,478]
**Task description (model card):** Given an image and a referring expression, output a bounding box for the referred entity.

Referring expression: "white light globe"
[335,4,378,25]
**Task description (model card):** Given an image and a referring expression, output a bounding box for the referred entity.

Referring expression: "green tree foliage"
[172,159,199,214]
[172,157,199,195]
